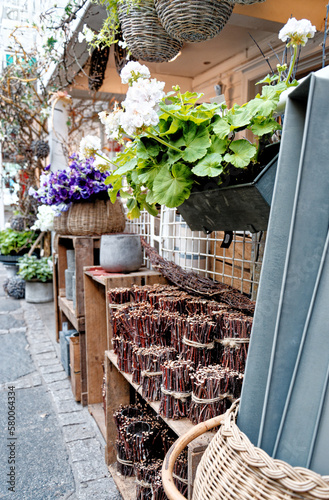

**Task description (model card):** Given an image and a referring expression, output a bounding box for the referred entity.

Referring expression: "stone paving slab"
[0,266,121,500]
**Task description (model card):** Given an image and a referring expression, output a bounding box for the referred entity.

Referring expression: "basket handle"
[162,413,226,500]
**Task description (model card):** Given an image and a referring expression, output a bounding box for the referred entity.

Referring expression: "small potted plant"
[18,254,53,303]
[0,228,39,276]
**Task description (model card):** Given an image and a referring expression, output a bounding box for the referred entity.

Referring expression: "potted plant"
[0,228,38,263]
[18,254,53,303]
[29,155,125,236]
[87,18,316,233]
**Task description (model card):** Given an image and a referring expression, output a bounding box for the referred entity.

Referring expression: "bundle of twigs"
[216,337,250,373]
[135,460,166,500]
[181,315,217,366]
[141,238,255,314]
[112,337,134,373]
[159,359,194,419]
[132,346,177,402]
[107,286,132,304]
[189,365,231,424]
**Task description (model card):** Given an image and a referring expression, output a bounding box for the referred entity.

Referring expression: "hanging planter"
[154,0,233,43]
[114,27,137,75]
[230,0,266,4]
[118,0,183,63]
[88,45,110,91]
[178,147,279,234]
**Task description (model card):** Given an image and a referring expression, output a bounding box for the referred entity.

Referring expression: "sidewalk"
[0,264,121,500]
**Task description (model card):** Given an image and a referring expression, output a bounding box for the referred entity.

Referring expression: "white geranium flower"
[79,135,101,158]
[31,205,55,232]
[120,61,151,85]
[279,18,316,46]
[99,109,124,141]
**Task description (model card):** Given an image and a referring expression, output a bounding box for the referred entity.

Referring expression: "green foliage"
[0,229,38,256]
[18,255,53,282]
[106,78,297,219]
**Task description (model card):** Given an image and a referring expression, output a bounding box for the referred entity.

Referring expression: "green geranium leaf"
[250,118,281,136]
[137,138,160,158]
[153,163,193,208]
[224,140,257,169]
[137,161,162,187]
[181,122,210,162]
[213,118,231,139]
[227,106,253,129]
[126,198,141,220]
[192,153,224,177]
[142,201,159,217]
[209,136,229,154]
[167,148,183,165]
[115,156,137,175]
[256,74,279,85]
[159,117,181,136]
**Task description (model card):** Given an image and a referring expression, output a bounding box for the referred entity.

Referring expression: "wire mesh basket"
[162,401,329,500]
[154,0,233,43]
[228,0,266,4]
[118,0,183,62]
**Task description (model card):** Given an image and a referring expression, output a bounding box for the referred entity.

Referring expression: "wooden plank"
[79,332,88,407]
[57,238,68,292]
[58,296,85,332]
[89,403,106,440]
[69,336,81,402]
[53,254,60,343]
[84,273,107,405]
[73,238,96,318]
[105,351,130,465]
[108,464,136,500]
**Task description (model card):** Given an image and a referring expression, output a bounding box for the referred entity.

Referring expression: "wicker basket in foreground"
[162,401,329,500]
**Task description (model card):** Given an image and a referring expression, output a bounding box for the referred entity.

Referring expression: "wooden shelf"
[105,350,215,499]
[88,403,106,440]
[83,267,168,406]
[58,296,85,332]
[108,464,136,500]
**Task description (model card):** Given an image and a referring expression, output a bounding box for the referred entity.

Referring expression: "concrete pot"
[100,234,143,273]
[25,281,53,303]
[65,269,75,300]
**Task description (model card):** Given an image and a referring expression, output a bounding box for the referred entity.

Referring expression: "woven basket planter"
[53,210,69,235]
[154,0,233,43]
[192,402,329,500]
[66,198,125,236]
[118,0,183,63]
[229,0,266,4]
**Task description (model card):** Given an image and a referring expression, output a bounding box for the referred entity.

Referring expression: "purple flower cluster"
[30,155,110,210]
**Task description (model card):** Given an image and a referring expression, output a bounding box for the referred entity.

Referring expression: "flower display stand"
[83,266,168,437]
[53,235,101,405]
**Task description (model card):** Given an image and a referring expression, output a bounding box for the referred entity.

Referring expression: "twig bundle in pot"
[160,359,194,419]
[132,346,177,401]
[135,460,166,500]
[189,365,231,424]
[124,420,154,463]
[113,404,144,476]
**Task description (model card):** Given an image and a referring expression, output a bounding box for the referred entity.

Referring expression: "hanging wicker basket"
[154,0,233,43]
[229,0,266,4]
[118,0,183,63]
[162,401,329,500]
[66,198,126,236]
[53,210,70,235]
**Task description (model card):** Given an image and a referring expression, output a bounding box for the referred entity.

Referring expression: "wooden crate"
[83,266,168,432]
[69,336,81,402]
[105,350,214,500]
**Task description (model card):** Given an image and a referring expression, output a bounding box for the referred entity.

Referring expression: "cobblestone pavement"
[0,265,121,500]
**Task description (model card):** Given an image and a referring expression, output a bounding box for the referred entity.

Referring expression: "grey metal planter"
[25,281,53,303]
[178,153,278,234]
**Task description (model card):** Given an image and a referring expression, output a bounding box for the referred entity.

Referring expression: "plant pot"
[118,0,183,62]
[100,233,143,273]
[178,153,279,234]
[25,281,53,303]
[154,0,233,43]
[0,254,20,264]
